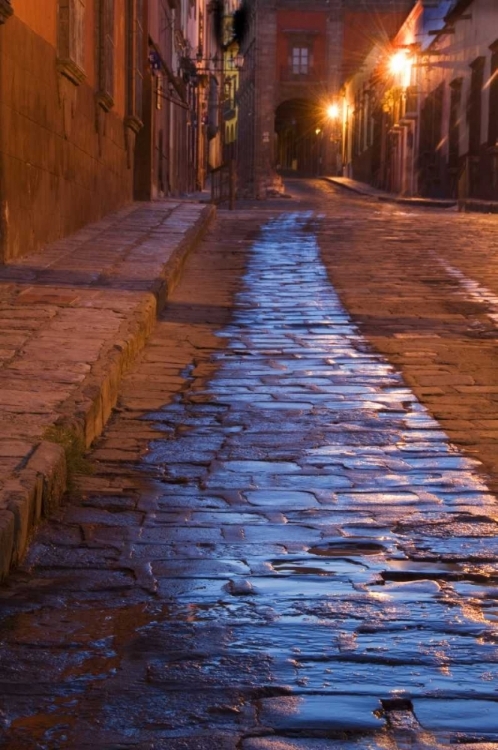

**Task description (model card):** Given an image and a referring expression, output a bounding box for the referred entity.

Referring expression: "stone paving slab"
[4,190,498,747]
[0,199,214,577]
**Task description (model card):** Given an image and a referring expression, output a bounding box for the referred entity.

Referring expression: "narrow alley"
[1,182,498,749]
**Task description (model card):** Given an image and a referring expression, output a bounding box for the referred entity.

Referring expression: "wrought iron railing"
[210,160,236,210]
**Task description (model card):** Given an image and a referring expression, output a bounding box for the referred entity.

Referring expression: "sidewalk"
[0,199,215,577]
[324,175,458,209]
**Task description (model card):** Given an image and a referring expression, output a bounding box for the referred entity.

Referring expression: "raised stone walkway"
[324,176,458,209]
[0,199,214,576]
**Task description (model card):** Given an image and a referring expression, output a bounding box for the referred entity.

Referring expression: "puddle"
[309,540,387,557]
[271,557,368,575]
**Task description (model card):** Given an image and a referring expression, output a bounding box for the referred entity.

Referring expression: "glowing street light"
[390,51,407,75]
[326,102,340,120]
[389,50,412,88]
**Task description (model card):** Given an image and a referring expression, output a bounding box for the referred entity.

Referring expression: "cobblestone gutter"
[0,200,215,577]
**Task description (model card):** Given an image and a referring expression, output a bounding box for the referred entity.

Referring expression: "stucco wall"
[420,0,498,199]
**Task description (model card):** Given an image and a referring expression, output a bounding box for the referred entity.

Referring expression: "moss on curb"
[43,425,93,492]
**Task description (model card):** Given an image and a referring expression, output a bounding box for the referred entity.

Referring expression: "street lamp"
[326,102,340,120]
[323,101,342,176]
[389,50,412,89]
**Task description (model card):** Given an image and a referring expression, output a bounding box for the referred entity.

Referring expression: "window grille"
[291,47,309,75]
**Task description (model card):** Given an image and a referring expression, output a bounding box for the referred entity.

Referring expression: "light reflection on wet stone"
[191,213,498,740]
[1,211,498,746]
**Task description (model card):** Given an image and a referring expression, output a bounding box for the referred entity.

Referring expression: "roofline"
[393,0,423,47]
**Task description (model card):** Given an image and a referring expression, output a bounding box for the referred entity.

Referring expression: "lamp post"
[326,101,342,176]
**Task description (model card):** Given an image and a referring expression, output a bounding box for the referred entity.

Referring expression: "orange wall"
[1,3,134,261]
[12,0,57,45]
[12,0,126,110]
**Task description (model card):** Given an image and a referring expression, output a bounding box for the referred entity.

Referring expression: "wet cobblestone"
[1,189,498,748]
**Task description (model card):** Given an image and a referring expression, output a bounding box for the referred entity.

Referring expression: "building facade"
[342,0,498,202]
[0,0,147,262]
[237,0,344,197]
[0,0,223,263]
[423,0,498,202]
[236,0,416,198]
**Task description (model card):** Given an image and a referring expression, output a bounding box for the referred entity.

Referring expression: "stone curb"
[378,195,457,209]
[323,177,457,209]
[0,202,216,578]
[322,176,385,200]
[458,198,498,214]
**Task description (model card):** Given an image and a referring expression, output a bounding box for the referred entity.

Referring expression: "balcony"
[280,66,325,84]
[223,98,236,121]
[404,86,418,117]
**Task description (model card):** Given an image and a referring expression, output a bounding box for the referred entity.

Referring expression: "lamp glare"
[327,103,340,119]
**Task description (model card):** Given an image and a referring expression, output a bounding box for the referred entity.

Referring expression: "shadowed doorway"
[275,98,323,176]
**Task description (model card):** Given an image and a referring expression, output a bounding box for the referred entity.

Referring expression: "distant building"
[236,0,415,198]
[422,0,498,203]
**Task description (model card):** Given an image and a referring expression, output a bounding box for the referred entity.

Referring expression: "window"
[0,0,13,24]
[57,0,86,84]
[468,56,485,155]
[449,77,462,167]
[126,0,144,130]
[96,0,115,110]
[488,42,498,148]
[292,47,309,75]
[418,83,444,197]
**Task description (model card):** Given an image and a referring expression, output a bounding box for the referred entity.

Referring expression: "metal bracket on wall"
[0,0,13,24]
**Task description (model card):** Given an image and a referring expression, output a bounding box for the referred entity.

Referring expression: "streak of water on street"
[1,195,498,749]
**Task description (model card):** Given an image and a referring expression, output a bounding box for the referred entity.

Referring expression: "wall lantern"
[389,49,413,88]
[326,103,340,120]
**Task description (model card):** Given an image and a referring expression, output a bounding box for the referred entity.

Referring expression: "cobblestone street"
[1,182,498,748]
